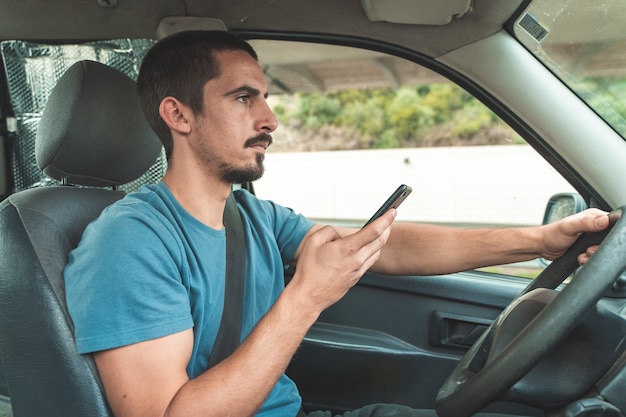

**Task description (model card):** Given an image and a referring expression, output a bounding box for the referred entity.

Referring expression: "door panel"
[286,270,543,416]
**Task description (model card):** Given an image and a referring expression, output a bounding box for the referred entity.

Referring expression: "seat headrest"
[35,60,162,187]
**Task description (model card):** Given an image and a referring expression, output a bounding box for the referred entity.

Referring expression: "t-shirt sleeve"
[65,202,194,354]
[234,189,314,264]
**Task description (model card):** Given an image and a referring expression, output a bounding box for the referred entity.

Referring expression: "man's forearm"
[371,222,544,276]
[166,284,318,417]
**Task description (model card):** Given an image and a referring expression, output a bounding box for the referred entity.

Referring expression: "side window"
[0,39,164,195]
[251,39,575,279]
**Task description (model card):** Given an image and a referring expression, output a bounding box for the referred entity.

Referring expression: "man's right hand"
[289,209,395,313]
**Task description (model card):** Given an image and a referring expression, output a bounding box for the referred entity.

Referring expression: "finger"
[558,209,608,238]
[578,209,610,232]
[578,251,593,265]
[355,209,396,242]
[356,246,385,276]
[360,218,393,253]
[339,223,391,262]
[577,245,598,265]
[307,225,342,246]
[589,211,610,231]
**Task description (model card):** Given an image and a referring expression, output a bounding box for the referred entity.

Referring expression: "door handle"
[429,311,493,349]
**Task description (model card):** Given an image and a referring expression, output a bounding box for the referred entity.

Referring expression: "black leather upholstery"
[0,60,162,416]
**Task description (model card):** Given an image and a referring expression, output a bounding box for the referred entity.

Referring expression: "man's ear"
[159,97,192,134]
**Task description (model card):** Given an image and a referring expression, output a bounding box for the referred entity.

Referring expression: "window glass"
[514,0,626,139]
[250,39,575,278]
[0,38,576,278]
[0,39,163,194]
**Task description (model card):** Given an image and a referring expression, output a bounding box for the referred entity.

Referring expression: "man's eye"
[236,95,250,103]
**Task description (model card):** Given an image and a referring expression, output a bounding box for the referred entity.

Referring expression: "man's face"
[191,49,278,184]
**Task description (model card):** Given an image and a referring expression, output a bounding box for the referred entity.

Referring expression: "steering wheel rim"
[435,208,624,417]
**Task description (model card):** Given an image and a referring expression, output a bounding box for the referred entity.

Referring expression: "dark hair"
[137,30,258,160]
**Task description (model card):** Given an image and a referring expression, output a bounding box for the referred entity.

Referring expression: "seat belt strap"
[208,192,246,368]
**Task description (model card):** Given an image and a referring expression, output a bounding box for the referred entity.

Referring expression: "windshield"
[514,0,626,139]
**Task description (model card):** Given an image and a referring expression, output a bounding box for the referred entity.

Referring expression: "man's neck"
[162,168,231,230]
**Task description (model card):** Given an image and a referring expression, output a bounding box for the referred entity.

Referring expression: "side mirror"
[538,193,588,270]
[542,193,587,225]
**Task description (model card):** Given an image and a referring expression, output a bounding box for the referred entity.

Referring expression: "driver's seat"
[0,60,162,416]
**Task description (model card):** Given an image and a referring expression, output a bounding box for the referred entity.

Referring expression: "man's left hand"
[541,208,609,261]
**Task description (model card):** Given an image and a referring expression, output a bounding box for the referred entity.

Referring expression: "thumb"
[563,209,609,235]
[594,213,610,230]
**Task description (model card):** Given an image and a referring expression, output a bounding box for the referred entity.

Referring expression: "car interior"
[1,1,626,417]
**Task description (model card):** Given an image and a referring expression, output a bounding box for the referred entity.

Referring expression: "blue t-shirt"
[65,182,314,417]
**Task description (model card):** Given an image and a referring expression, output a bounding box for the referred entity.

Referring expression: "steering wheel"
[435,208,624,417]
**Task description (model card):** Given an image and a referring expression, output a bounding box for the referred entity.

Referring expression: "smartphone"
[363,184,412,227]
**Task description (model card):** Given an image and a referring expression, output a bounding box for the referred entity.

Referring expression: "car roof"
[3,0,624,77]
[0,0,521,58]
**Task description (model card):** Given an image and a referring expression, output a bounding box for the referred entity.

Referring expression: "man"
[64,30,608,417]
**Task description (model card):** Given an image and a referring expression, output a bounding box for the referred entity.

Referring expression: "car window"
[0,38,576,279]
[514,0,626,140]
[0,39,164,194]
[250,39,576,279]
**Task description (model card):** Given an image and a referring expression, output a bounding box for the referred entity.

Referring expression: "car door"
[247,38,575,416]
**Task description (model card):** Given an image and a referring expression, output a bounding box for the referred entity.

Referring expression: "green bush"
[276,83,517,149]
[387,88,435,140]
[296,94,342,129]
[451,104,495,138]
[340,98,386,137]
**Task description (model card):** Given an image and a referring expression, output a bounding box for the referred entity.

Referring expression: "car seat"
[0,60,162,417]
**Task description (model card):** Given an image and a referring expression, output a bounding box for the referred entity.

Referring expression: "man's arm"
[331,208,609,276]
[94,290,315,417]
[94,214,395,417]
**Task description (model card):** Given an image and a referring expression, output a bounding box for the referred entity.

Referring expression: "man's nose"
[256,101,278,133]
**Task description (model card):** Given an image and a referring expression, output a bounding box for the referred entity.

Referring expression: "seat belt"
[207,192,308,417]
[207,192,246,368]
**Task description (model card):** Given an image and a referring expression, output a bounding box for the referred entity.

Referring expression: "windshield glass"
[514,0,626,139]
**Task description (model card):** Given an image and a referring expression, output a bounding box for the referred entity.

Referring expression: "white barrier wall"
[254,145,576,227]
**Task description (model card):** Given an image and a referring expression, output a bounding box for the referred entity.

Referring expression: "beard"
[215,133,273,184]
[219,153,265,184]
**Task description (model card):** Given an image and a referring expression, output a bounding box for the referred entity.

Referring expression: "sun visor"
[156,17,227,39]
[361,0,473,25]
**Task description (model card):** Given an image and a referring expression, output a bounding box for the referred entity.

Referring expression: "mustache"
[244,133,273,149]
